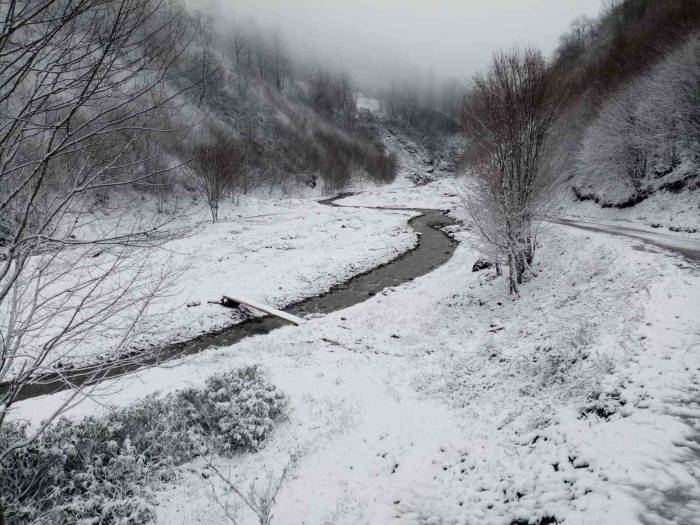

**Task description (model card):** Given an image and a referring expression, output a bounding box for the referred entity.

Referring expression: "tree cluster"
[544,0,700,205]
[577,33,699,201]
[379,76,463,151]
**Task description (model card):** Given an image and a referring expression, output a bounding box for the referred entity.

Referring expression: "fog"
[188,0,603,90]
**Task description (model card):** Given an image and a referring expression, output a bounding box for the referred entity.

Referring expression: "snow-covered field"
[123,197,417,353]
[5,196,417,369]
[13,174,700,524]
[340,175,460,210]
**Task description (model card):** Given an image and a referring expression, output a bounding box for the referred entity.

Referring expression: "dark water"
[13,195,458,401]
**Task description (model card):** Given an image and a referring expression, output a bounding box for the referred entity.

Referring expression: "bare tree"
[271,30,289,92]
[206,454,297,525]
[556,15,595,61]
[331,74,356,127]
[0,1,197,517]
[140,90,176,214]
[307,69,356,124]
[229,24,251,96]
[309,69,330,115]
[463,48,566,294]
[253,34,272,83]
[230,23,249,68]
[191,128,242,222]
[193,12,214,108]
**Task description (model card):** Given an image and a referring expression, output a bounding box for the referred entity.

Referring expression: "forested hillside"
[146,6,405,208]
[552,0,699,223]
[0,0,417,251]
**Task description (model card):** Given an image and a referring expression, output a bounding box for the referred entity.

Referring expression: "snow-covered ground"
[124,197,417,352]
[4,196,417,369]
[341,126,464,210]
[559,187,700,235]
[340,175,460,210]
[13,172,700,524]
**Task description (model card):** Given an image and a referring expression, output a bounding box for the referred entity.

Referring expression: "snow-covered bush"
[0,366,286,524]
[407,170,436,186]
[580,389,627,421]
[176,365,288,454]
[0,418,159,524]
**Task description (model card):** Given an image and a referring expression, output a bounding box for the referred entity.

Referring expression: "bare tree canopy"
[463,48,567,293]
[191,127,242,223]
[0,0,197,500]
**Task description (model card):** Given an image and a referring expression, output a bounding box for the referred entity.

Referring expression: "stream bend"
[13,194,459,400]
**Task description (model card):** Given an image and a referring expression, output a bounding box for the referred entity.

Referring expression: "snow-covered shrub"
[512,319,612,398]
[580,387,627,421]
[175,365,288,454]
[0,366,286,524]
[513,345,590,391]
[1,417,161,523]
[101,394,200,467]
[407,170,436,186]
[48,494,154,525]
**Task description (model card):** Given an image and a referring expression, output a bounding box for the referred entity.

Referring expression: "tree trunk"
[525,234,534,265]
[508,253,518,294]
[515,249,526,284]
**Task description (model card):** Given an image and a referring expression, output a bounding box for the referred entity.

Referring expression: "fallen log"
[221,294,305,326]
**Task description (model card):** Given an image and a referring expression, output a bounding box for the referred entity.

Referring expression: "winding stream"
[14,194,459,401]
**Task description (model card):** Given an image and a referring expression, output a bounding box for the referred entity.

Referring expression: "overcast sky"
[191,0,604,89]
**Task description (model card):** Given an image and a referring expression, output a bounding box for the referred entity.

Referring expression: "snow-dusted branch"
[0,3,200,516]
